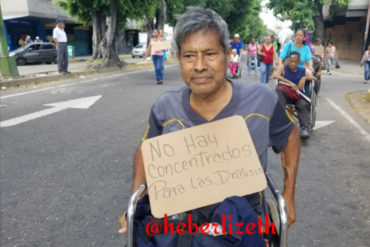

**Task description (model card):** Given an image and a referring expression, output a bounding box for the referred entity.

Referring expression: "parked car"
[9,43,57,65]
[131,43,147,58]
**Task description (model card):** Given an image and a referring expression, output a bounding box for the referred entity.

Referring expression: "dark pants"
[57,43,68,72]
[276,87,309,126]
[152,55,164,82]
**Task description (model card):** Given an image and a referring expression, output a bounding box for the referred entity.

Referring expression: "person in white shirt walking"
[53,19,69,74]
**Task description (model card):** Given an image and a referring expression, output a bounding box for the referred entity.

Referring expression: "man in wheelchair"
[273,52,318,139]
[119,7,300,247]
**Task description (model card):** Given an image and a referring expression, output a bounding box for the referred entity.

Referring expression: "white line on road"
[0,95,102,128]
[326,97,370,143]
[0,64,177,100]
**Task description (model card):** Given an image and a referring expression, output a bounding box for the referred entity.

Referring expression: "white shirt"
[230,54,239,63]
[53,26,67,42]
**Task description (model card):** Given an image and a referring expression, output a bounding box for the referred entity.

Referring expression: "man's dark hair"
[289,51,301,59]
[172,6,229,54]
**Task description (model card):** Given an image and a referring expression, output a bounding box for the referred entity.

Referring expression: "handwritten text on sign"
[141,116,267,218]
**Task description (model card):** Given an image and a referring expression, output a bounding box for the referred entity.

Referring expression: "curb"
[0,59,177,90]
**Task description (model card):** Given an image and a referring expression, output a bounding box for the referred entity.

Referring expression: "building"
[323,0,369,61]
[1,0,92,56]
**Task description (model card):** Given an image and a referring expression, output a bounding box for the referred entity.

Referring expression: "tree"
[58,0,157,68]
[165,0,266,42]
[267,0,350,40]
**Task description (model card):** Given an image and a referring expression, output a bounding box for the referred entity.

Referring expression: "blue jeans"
[365,61,370,80]
[327,57,335,72]
[248,55,258,74]
[152,55,164,82]
[260,62,273,83]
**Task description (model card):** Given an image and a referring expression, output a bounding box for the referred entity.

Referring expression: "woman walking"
[278,29,314,73]
[144,29,164,84]
[360,44,370,84]
[258,35,277,84]
[324,41,338,75]
[248,38,258,76]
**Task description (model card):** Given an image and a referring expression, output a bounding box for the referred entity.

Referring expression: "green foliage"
[58,0,158,30]
[166,0,266,41]
[267,0,350,31]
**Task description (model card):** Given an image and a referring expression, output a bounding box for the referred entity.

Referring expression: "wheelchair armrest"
[127,183,147,247]
[265,172,288,247]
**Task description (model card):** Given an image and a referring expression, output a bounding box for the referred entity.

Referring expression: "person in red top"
[258,35,278,84]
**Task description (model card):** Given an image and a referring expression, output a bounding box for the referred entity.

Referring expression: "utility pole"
[0,3,19,77]
[364,2,370,52]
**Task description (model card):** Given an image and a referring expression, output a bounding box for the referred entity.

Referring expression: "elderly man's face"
[57,22,64,28]
[177,30,230,98]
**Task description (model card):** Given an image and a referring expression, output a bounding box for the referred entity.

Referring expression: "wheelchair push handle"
[126,183,147,247]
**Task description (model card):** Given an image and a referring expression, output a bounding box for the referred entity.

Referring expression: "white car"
[131,43,147,58]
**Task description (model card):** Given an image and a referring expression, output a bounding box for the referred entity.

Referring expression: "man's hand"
[290,83,298,92]
[360,64,363,67]
[298,77,306,90]
[118,211,127,234]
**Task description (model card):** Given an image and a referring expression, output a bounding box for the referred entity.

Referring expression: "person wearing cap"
[229,33,243,55]
[53,19,69,74]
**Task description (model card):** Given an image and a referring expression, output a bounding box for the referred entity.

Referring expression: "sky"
[259,0,294,42]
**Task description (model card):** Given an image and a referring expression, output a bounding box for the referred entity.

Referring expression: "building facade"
[1,0,92,56]
[323,0,369,61]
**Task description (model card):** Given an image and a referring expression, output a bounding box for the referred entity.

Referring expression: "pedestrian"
[313,38,324,62]
[258,35,278,84]
[248,38,258,75]
[229,33,243,55]
[25,35,33,44]
[239,47,248,77]
[271,35,278,52]
[324,41,338,75]
[278,29,314,74]
[18,35,25,47]
[53,19,69,74]
[229,49,239,78]
[34,36,42,43]
[119,8,300,243]
[144,29,164,84]
[360,44,370,84]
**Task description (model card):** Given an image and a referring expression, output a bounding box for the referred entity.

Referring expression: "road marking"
[0,95,102,128]
[0,64,178,100]
[313,120,335,130]
[326,97,370,143]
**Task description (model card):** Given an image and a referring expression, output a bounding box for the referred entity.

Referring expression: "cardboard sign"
[141,115,267,218]
[152,40,172,53]
[313,45,324,56]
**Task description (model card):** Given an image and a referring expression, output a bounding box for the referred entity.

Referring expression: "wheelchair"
[276,79,317,131]
[228,63,242,79]
[125,172,288,247]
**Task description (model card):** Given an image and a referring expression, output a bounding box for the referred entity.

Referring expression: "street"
[0,64,369,246]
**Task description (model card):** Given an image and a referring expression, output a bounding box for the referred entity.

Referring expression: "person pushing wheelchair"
[273,52,318,139]
[119,7,301,246]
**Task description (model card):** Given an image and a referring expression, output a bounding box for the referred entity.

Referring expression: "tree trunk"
[156,0,166,30]
[90,0,122,68]
[91,12,105,60]
[313,2,325,41]
[146,18,155,46]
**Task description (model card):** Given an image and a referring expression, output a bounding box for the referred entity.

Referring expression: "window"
[42,44,55,50]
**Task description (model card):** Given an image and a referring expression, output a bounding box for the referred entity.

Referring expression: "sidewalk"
[333,59,362,76]
[0,55,176,89]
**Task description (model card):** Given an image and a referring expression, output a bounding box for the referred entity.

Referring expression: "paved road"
[0,65,369,246]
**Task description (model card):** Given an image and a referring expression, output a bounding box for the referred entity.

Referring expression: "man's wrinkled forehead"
[179,29,222,52]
